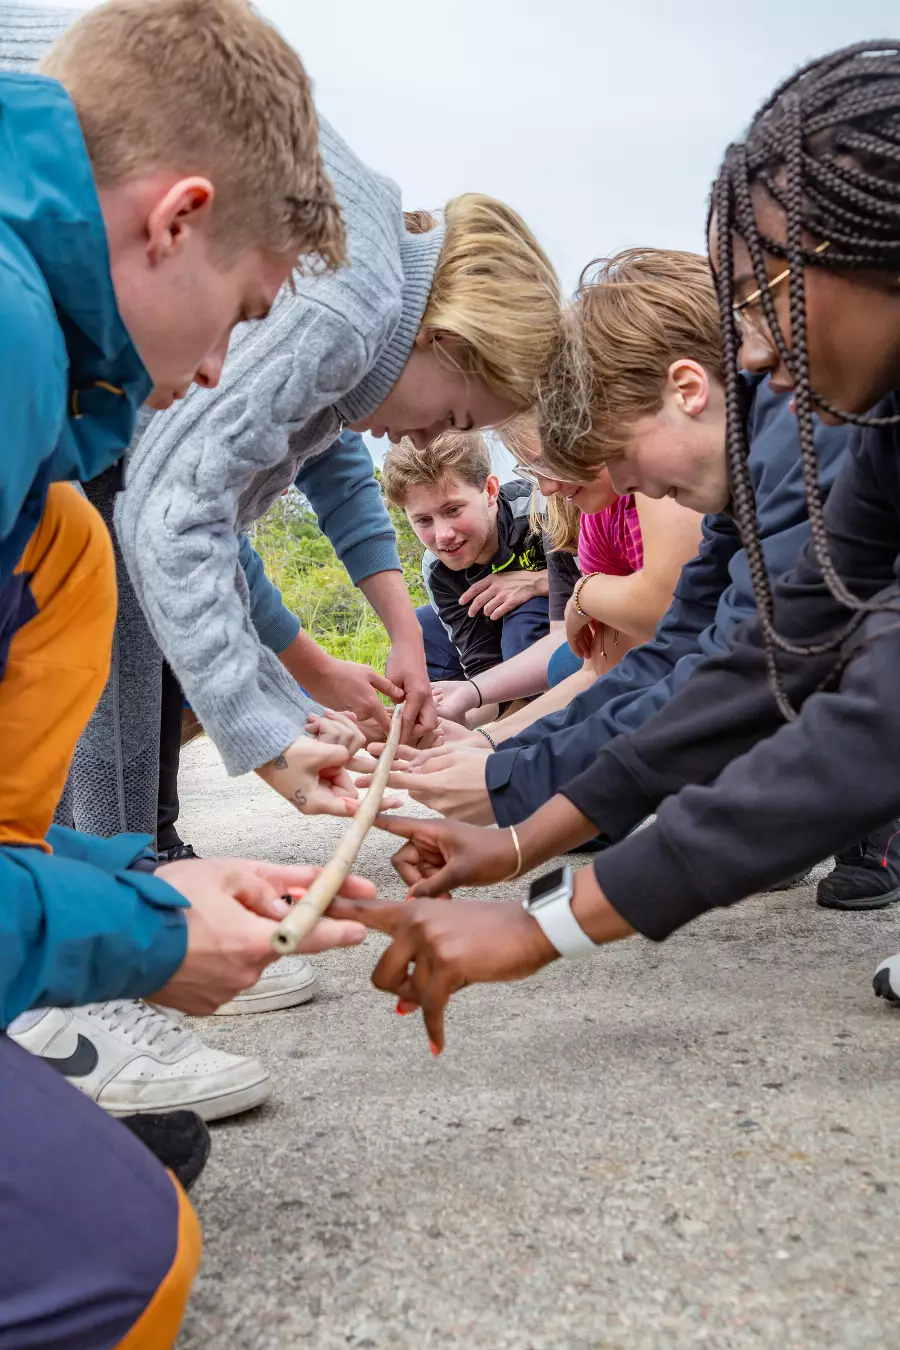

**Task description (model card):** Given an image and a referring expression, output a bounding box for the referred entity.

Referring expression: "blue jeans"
[547,641,583,688]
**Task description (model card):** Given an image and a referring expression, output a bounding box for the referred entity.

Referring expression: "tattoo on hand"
[293,792,307,807]
[271,753,288,770]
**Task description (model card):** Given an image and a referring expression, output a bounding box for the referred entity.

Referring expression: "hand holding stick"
[271,703,405,955]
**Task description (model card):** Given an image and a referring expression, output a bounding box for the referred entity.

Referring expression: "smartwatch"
[523,865,598,960]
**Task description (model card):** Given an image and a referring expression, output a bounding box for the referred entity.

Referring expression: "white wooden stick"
[271,703,405,954]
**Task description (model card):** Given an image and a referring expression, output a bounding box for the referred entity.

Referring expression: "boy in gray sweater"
[115,124,562,819]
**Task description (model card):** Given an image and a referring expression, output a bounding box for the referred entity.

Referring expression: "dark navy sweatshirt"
[565,392,900,939]
[486,382,850,823]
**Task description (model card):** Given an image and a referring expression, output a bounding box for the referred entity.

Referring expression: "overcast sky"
[44,0,899,290]
[37,0,900,465]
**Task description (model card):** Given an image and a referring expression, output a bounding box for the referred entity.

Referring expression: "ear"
[145,177,215,266]
[484,473,501,505]
[414,326,443,350]
[667,359,710,417]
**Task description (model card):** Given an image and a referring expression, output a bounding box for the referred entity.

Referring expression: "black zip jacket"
[561,393,900,940]
[422,480,546,677]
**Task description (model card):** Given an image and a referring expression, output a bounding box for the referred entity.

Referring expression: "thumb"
[368,671,405,701]
[407,867,456,898]
[227,905,283,960]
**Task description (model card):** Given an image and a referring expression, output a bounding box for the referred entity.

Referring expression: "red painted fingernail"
[395,999,416,1015]
[429,1040,441,1057]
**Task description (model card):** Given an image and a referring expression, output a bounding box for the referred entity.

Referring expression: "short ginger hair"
[42,0,346,270]
[538,249,725,478]
[381,433,492,508]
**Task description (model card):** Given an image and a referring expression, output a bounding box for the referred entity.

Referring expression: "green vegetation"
[249,486,427,669]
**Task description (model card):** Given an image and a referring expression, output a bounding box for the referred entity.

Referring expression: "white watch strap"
[530,893,597,960]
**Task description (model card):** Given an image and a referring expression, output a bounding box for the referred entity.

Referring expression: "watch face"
[529,867,567,903]
[527,865,573,910]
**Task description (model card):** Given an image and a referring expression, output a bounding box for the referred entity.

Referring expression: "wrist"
[571,572,600,619]
[466,676,484,709]
[280,632,333,688]
[385,613,426,655]
[515,796,596,871]
[519,905,560,966]
[569,864,635,944]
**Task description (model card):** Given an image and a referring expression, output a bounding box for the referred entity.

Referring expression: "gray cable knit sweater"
[116,120,444,775]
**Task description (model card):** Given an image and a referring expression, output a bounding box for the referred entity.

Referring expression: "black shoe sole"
[120,1110,212,1192]
[817,883,900,911]
[874,968,900,1005]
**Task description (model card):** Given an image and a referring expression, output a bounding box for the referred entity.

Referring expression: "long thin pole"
[271,703,405,954]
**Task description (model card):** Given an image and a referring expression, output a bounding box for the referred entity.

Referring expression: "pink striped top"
[577,495,643,577]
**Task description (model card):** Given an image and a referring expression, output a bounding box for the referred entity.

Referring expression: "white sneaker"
[213,956,319,1015]
[9,1000,272,1121]
[874,954,900,1005]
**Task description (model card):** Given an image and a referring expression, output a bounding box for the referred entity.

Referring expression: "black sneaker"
[120,1110,211,1193]
[156,842,201,863]
[817,820,900,910]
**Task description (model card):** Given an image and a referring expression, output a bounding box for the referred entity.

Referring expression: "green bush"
[249,486,427,670]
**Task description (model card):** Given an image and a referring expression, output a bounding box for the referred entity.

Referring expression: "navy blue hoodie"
[486,381,850,823]
[569,393,900,938]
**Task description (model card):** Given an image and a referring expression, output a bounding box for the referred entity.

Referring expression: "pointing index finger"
[326,895,407,934]
[373,812,427,840]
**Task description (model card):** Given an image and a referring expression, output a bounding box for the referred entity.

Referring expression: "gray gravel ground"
[176,735,900,1350]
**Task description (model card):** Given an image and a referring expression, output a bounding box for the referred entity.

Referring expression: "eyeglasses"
[510,455,582,486]
[732,240,830,337]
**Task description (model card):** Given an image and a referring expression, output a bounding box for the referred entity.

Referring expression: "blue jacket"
[0,73,188,1025]
[486,381,852,824]
[238,428,401,655]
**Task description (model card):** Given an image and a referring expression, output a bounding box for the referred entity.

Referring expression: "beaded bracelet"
[476,727,496,750]
[571,571,601,619]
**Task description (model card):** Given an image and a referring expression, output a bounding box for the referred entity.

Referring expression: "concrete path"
[176,736,900,1350]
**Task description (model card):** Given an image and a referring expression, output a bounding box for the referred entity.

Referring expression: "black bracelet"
[467,677,483,708]
[476,727,496,750]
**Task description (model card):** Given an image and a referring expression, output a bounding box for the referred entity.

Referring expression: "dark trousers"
[156,662,184,852]
[0,1034,200,1349]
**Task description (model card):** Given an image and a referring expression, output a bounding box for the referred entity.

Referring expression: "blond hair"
[538,249,725,479]
[422,194,561,410]
[495,414,579,554]
[381,432,491,509]
[404,210,439,235]
[42,0,345,269]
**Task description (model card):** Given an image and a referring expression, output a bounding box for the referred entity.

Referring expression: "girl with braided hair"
[324,41,900,1050]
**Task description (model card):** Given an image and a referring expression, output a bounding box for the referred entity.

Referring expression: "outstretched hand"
[353,749,495,824]
[325,892,558,1053]
[372,812,521,895]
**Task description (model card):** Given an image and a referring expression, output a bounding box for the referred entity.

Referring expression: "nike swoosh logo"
[43,1033,99,1078]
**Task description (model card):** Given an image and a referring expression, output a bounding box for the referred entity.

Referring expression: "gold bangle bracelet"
[506,824,523,880]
